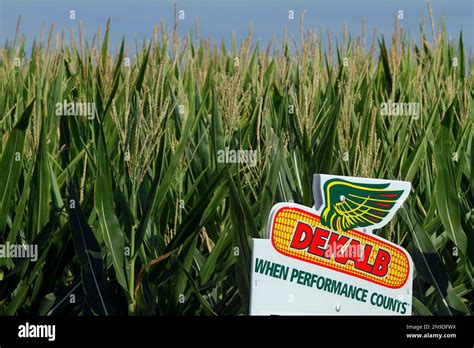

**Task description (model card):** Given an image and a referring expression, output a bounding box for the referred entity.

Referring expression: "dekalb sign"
[250,174,414,315]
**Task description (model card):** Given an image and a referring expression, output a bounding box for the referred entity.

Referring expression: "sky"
[0,0,472,53]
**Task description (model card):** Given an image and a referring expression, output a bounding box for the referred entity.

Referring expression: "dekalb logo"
[319,178,405,232]
[291,221,392,277]
[267,176,411,289]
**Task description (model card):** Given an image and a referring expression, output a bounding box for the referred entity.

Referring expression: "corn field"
[0,10,472,316]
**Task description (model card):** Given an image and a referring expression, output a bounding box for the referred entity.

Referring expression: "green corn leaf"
[435,103,467,257]
[0,99,34,235]
[94,132,128,291]
[67,181,111,315]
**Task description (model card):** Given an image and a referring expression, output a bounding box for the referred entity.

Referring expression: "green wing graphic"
[320,178,404,232]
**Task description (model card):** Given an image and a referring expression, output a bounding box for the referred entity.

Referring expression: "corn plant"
[0,9,472,315]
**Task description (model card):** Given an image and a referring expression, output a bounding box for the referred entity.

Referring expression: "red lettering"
[290,222,313,250]
[372,249,391,277]
[335,239,360,264]
[307,227,329,257]
[353,244,374,273]
[325,232,349,260]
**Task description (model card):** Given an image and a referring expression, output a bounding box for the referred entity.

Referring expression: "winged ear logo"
[313,175,411,234]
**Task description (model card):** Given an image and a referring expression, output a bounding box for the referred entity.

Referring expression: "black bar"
[0,315,471,346]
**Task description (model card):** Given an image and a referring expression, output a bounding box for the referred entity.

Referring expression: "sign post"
[250,174,413,315]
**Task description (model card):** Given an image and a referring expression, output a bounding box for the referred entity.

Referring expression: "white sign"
[250,175,414,315]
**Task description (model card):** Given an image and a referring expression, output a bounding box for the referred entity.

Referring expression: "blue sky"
[1,0,472,52]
